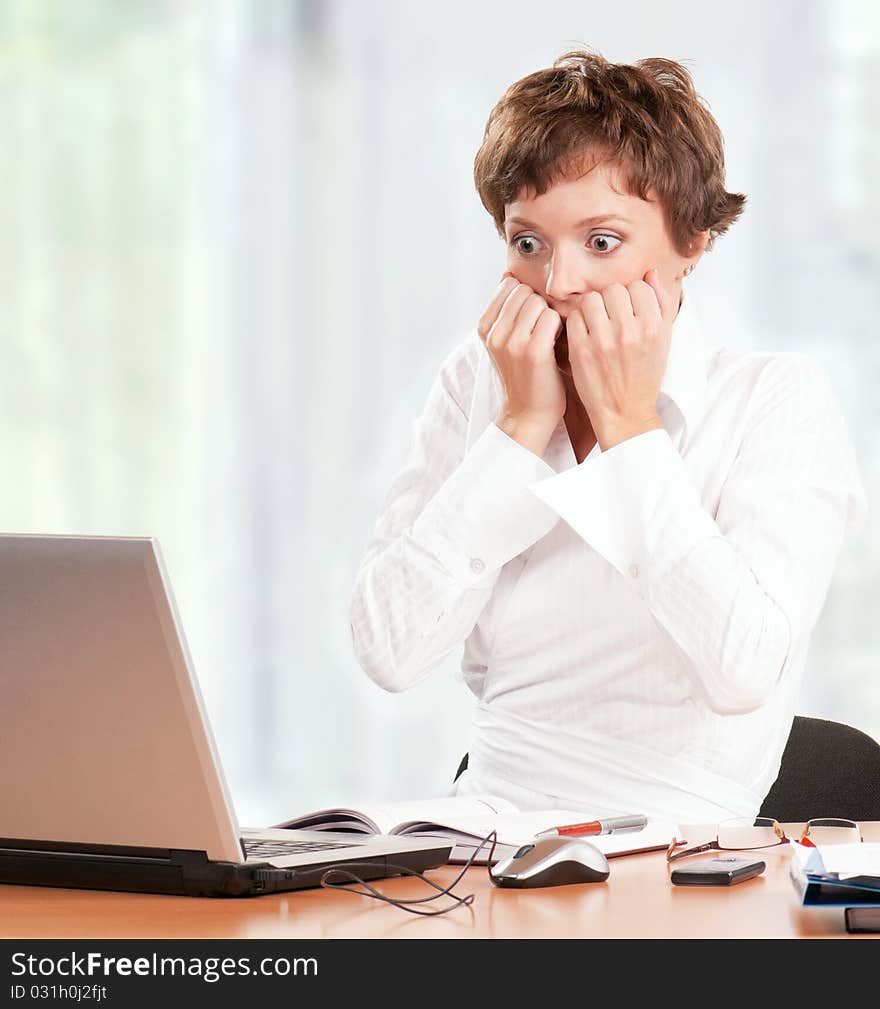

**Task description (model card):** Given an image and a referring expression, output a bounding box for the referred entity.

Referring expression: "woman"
[348,49,867,823]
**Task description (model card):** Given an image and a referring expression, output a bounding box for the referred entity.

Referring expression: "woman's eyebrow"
[505,214,632,229]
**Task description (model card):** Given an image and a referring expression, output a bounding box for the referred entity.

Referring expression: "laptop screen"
[0,534,244,862]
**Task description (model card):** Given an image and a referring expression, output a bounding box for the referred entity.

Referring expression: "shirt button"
[470,558,486,575]
[628,563,640,579]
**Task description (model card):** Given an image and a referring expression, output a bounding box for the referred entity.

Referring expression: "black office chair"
[757,716,880,823]
[453,716,880,822]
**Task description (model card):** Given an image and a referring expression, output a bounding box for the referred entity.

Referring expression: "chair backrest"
[758,716,880,823]
[455,715,880,823]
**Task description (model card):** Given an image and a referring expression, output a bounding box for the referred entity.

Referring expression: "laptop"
[0,533,451,897]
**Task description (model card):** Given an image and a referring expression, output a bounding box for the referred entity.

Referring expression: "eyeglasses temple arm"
[666,840,716,863]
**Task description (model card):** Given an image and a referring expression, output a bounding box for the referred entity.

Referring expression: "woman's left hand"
[565,267,677,450]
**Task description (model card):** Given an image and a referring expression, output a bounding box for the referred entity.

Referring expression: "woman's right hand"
[477,273,567,454]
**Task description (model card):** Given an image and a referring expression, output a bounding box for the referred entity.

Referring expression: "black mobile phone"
[670,855,766,886]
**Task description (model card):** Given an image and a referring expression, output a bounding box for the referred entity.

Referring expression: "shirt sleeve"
[528,353,869,714]
[349,338,561,692]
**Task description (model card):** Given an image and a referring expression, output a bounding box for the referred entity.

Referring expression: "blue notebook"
[790,842,880,907]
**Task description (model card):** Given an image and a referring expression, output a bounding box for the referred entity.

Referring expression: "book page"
[272,809,381,833]
[272,793,517,835]
[796,841,880,880]
[385,794,518,833]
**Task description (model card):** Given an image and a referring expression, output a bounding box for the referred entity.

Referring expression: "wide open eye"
[588,234,622,254]
[511,236,542,256]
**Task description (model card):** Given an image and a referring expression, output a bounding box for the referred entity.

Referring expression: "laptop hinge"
[169,849,263,898]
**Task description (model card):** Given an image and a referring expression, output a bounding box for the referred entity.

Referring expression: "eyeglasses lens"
[804,818,861,844]
[716,817,781,849]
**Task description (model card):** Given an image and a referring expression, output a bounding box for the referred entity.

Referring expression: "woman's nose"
[545,249,585,304]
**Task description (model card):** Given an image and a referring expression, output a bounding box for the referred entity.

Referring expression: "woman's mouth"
[554,320,571,374]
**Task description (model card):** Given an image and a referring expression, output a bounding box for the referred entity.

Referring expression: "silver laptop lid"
[0,533,244,863]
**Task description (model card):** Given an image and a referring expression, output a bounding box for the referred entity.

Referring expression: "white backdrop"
[1,0,877,827]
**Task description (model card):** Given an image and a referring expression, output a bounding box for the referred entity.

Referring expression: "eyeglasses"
[666,817,862,862]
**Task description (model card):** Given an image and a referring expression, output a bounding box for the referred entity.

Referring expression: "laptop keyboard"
[242,838,359,858]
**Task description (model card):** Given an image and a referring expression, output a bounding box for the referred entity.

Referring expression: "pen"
[535,814,648,838]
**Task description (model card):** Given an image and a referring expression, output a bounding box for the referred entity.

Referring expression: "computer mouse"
[489,835,610,888]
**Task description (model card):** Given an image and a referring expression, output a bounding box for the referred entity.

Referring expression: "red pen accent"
[554,821,602,837]
[536,814,648,838]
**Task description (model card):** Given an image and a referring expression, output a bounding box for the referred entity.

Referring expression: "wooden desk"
[3,824,878,939]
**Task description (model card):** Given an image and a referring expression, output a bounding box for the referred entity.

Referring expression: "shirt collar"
[658,288,707,444]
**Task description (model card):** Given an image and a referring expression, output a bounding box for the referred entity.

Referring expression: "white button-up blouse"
[349,292,868,823]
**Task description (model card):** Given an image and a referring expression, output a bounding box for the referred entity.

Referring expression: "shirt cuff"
[527,428,718,593]
[411,422,560,586]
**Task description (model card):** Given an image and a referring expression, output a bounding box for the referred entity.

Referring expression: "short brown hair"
[473,47,746,256]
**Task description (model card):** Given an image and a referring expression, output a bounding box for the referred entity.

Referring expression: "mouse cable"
[318,830,499,916]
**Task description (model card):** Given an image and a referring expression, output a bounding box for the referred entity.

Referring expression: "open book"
[273,794,678,865]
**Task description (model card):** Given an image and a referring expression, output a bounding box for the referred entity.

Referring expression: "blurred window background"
[1,0,877,825]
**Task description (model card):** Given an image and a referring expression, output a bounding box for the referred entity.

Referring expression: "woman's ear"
[679,230,710,279]
[688,230,710,267]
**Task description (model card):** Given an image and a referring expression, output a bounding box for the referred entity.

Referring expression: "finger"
[508,292,553,352]
[477,276,522,342]
[564,305,590,368]
[579,290,611,345]
[530,307,562,360]
[488,283,534,349]
[644,267,675,325]
[627,279,662,324]
[602,283,634,320]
